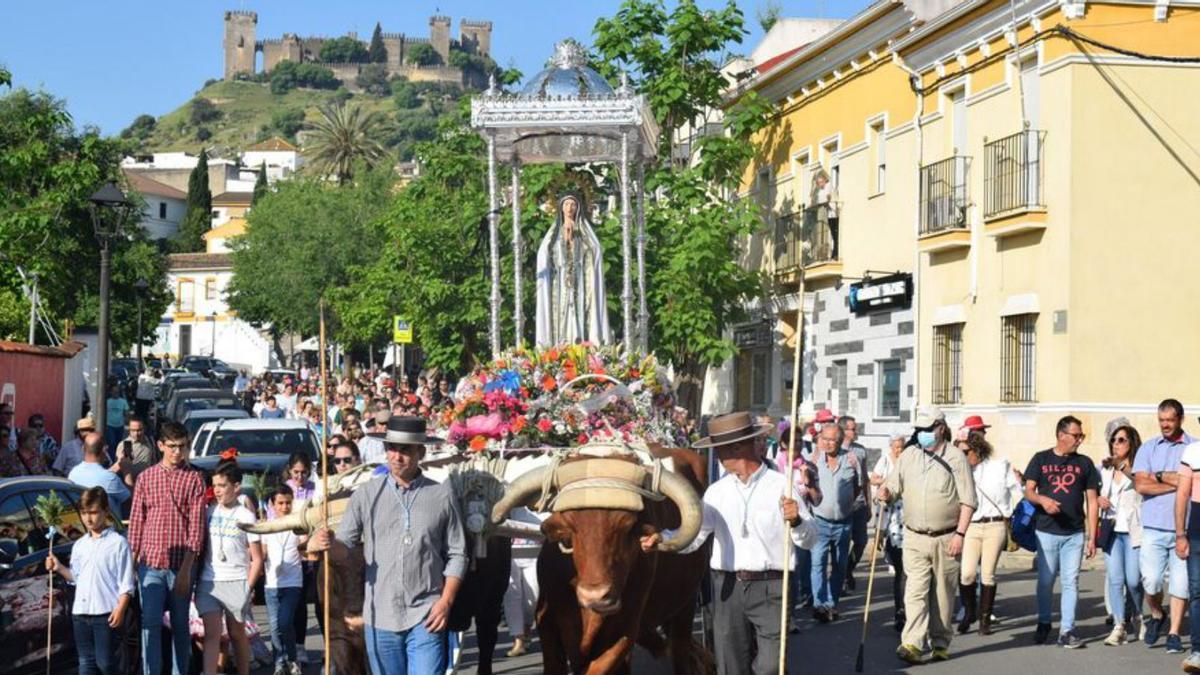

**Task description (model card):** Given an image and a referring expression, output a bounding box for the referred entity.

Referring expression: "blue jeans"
[138,564,193,675]
[266,586,303,665]
[364,620,447,674]
[1187,539,1200,653]
[810,517,852,610]
[1105,532,1142,623]
[1035,530,1084,633]
[74,614,116,675]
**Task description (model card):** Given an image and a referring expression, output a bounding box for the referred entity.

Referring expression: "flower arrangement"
[440,343,684,451]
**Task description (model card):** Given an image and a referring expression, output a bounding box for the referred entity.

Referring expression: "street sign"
[849,273,913,315]
[392,316,413,344]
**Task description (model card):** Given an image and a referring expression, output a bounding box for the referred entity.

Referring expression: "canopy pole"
[620,130,633,349]
[636,160,648,352]
[487,133,501,357]
[511,159,523,349]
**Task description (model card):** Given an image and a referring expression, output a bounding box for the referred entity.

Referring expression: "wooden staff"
[779,270,806,674]
[319,301,331,675]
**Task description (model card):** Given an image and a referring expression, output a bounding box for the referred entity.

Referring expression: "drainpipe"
[896,53,925,419]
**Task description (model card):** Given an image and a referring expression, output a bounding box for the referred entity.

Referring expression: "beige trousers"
[901,531,960,651]
[961,521,1007,585]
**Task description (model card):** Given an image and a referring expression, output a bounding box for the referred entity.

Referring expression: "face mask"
[917,431,937,449]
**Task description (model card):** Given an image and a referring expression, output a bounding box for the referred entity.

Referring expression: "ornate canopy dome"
[520,39,614,99]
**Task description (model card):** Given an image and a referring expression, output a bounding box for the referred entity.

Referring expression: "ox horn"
[491,465,549,525]
[241,499,348,535]
[654,470,703,554]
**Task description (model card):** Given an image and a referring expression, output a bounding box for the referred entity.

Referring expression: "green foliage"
[391,80,421,109]
[593,0,772,411]
[757,0,782,32]
[173,151,211,253]
[252,162,268,205]
[307,103,387,184]
[0,86,170,345]
[386,111,438,160]
[355,63,390,97]
[32,490,67,541]
[121,114,157,142]
[190,97,221,126]
[270,61,340,94]
[407,43,440,66]
[368,23,388,64]
[0,67,10,87]
[258,107,305,142]
[195,126,212,142]
[227,168,393,340]
[320,36,369,64]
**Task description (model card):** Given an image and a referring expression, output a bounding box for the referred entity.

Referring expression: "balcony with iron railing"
[984,129,1047,237]
[774,203,842,284]
[918,155,972,253]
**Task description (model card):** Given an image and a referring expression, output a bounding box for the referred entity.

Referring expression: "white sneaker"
[1103,625,1126,646]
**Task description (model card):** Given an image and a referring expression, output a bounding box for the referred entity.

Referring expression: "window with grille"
[1001,314,1037,403]
[932,323,963,405]
[878,359,901,418]
[177,280,194,314]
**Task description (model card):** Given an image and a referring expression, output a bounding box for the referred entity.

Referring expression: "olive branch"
[32,490,68,675]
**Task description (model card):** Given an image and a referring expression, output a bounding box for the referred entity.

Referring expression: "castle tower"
[430,15,451,64]
[223,10,258,80]
[459,20,493,57]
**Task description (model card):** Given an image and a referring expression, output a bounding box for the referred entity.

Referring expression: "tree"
[307,103,387,184]
[593,0,773,414]
[227,168,393,350]
[173,150,211,252]
[258,107,305,141]
[252,162,268,205]
[355,63,390,97]
[190,97,221,126]
[757,0,782,33]
[407,43,440,66]
[320,36,369,64]
[0,85,170,346]
[270,61,339,94]
[120,114,156,140]
[368,23,388,63]
[392,80,421,109]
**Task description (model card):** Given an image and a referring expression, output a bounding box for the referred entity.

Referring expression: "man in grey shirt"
[810,423,865,623]
[310,416,466,673]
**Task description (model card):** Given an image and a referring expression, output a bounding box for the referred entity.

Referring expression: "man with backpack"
[809,422,866,624]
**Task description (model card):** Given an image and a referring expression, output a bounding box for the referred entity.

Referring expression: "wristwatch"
[1156,471,1164,483]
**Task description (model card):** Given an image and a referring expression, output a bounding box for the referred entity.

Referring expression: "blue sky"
[1,1,868,136]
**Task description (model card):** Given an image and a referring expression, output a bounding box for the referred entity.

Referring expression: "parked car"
[179,356,238,387]
[163,389,241,425]
[182,408,250,448]
[191,419,323,489]
[0,477,140,673]
[261,368,297,382]
[157,375,217,408]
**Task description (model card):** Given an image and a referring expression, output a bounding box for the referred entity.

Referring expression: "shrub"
[356,63,390,97]
[320,36,369,63]
[407,43,440,66]
[190,98,221,126]
[196,126,213,141]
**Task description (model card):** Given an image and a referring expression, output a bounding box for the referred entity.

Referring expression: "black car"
[179,356,237,387]
[0,478,139,673]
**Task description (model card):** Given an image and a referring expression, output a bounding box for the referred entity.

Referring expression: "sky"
[1,1,869,136]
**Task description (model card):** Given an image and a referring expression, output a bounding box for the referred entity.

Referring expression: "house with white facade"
[240,137,303,182]
[123,171,187,240]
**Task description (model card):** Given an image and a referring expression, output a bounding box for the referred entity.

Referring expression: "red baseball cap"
[813,409,837,424]
[962,415,991,430]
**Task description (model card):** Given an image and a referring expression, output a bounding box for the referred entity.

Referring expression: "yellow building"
[731,0,1200,463]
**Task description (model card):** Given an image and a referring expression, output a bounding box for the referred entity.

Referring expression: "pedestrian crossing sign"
[393,316,412,344]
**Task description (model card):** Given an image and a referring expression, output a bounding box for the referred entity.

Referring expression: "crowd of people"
[9,361,1200,674]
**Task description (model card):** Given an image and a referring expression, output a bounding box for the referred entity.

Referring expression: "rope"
[533,454,564,513]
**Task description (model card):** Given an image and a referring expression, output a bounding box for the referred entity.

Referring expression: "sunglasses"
[333,456,355,465]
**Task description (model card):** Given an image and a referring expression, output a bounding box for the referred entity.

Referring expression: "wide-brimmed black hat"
[383,416,442,446]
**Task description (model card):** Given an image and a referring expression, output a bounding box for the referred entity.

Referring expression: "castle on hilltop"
[223,10,493,89]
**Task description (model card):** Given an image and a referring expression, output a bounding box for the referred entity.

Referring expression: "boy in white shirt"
[47,487,134,675]
[196,463,263,675]
[261,486,307,675]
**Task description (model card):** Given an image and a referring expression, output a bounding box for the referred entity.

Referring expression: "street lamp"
[88,182,133,433]
[134,277,149,369]
[210,311,218,357]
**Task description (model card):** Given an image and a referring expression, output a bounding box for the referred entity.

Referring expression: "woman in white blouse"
[958,432,1022,635]
[1100,423,1143,646]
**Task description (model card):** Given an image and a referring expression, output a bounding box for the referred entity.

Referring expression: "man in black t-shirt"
[1023,415,1100,649]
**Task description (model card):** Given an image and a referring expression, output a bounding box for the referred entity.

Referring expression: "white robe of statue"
[535,194,611,346]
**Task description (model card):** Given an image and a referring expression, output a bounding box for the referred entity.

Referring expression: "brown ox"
[491,449,713,675]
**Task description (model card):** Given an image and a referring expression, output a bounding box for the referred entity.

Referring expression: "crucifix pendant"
[402,533,413,546]
[741,523,750,538]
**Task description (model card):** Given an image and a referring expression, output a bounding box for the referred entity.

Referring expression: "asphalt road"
[264,551,1192,674]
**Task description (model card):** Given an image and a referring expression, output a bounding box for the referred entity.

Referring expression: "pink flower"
[463,412,506,439]
[537,418,553,433]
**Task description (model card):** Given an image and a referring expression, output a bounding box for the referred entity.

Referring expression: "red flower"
[537,418,553,433]
[469,436,488,452]
[577,432,590,444]
[511,416,528,433]
[219,447,238,462]
[542,375,557,392]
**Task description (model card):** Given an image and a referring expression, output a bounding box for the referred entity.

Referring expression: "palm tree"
[307,102,386,184]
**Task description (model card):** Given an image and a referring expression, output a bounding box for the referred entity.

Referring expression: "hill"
[127,78,464,160]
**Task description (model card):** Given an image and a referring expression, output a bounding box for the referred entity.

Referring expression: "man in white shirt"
[53,417,95,477]
[648,411,813,675]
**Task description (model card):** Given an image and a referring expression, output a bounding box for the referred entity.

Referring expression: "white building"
[123,172,187,240]
[240,137,304,182]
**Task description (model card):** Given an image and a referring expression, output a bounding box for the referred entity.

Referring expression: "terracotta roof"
[167,253,232,271]
[0,340,86,358]
[123,171,187,200]
[213,191,253,206]
[756,44,807,75]
[246,137,298,152]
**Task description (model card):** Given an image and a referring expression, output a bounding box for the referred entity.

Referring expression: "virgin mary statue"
[535,193,611,346]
